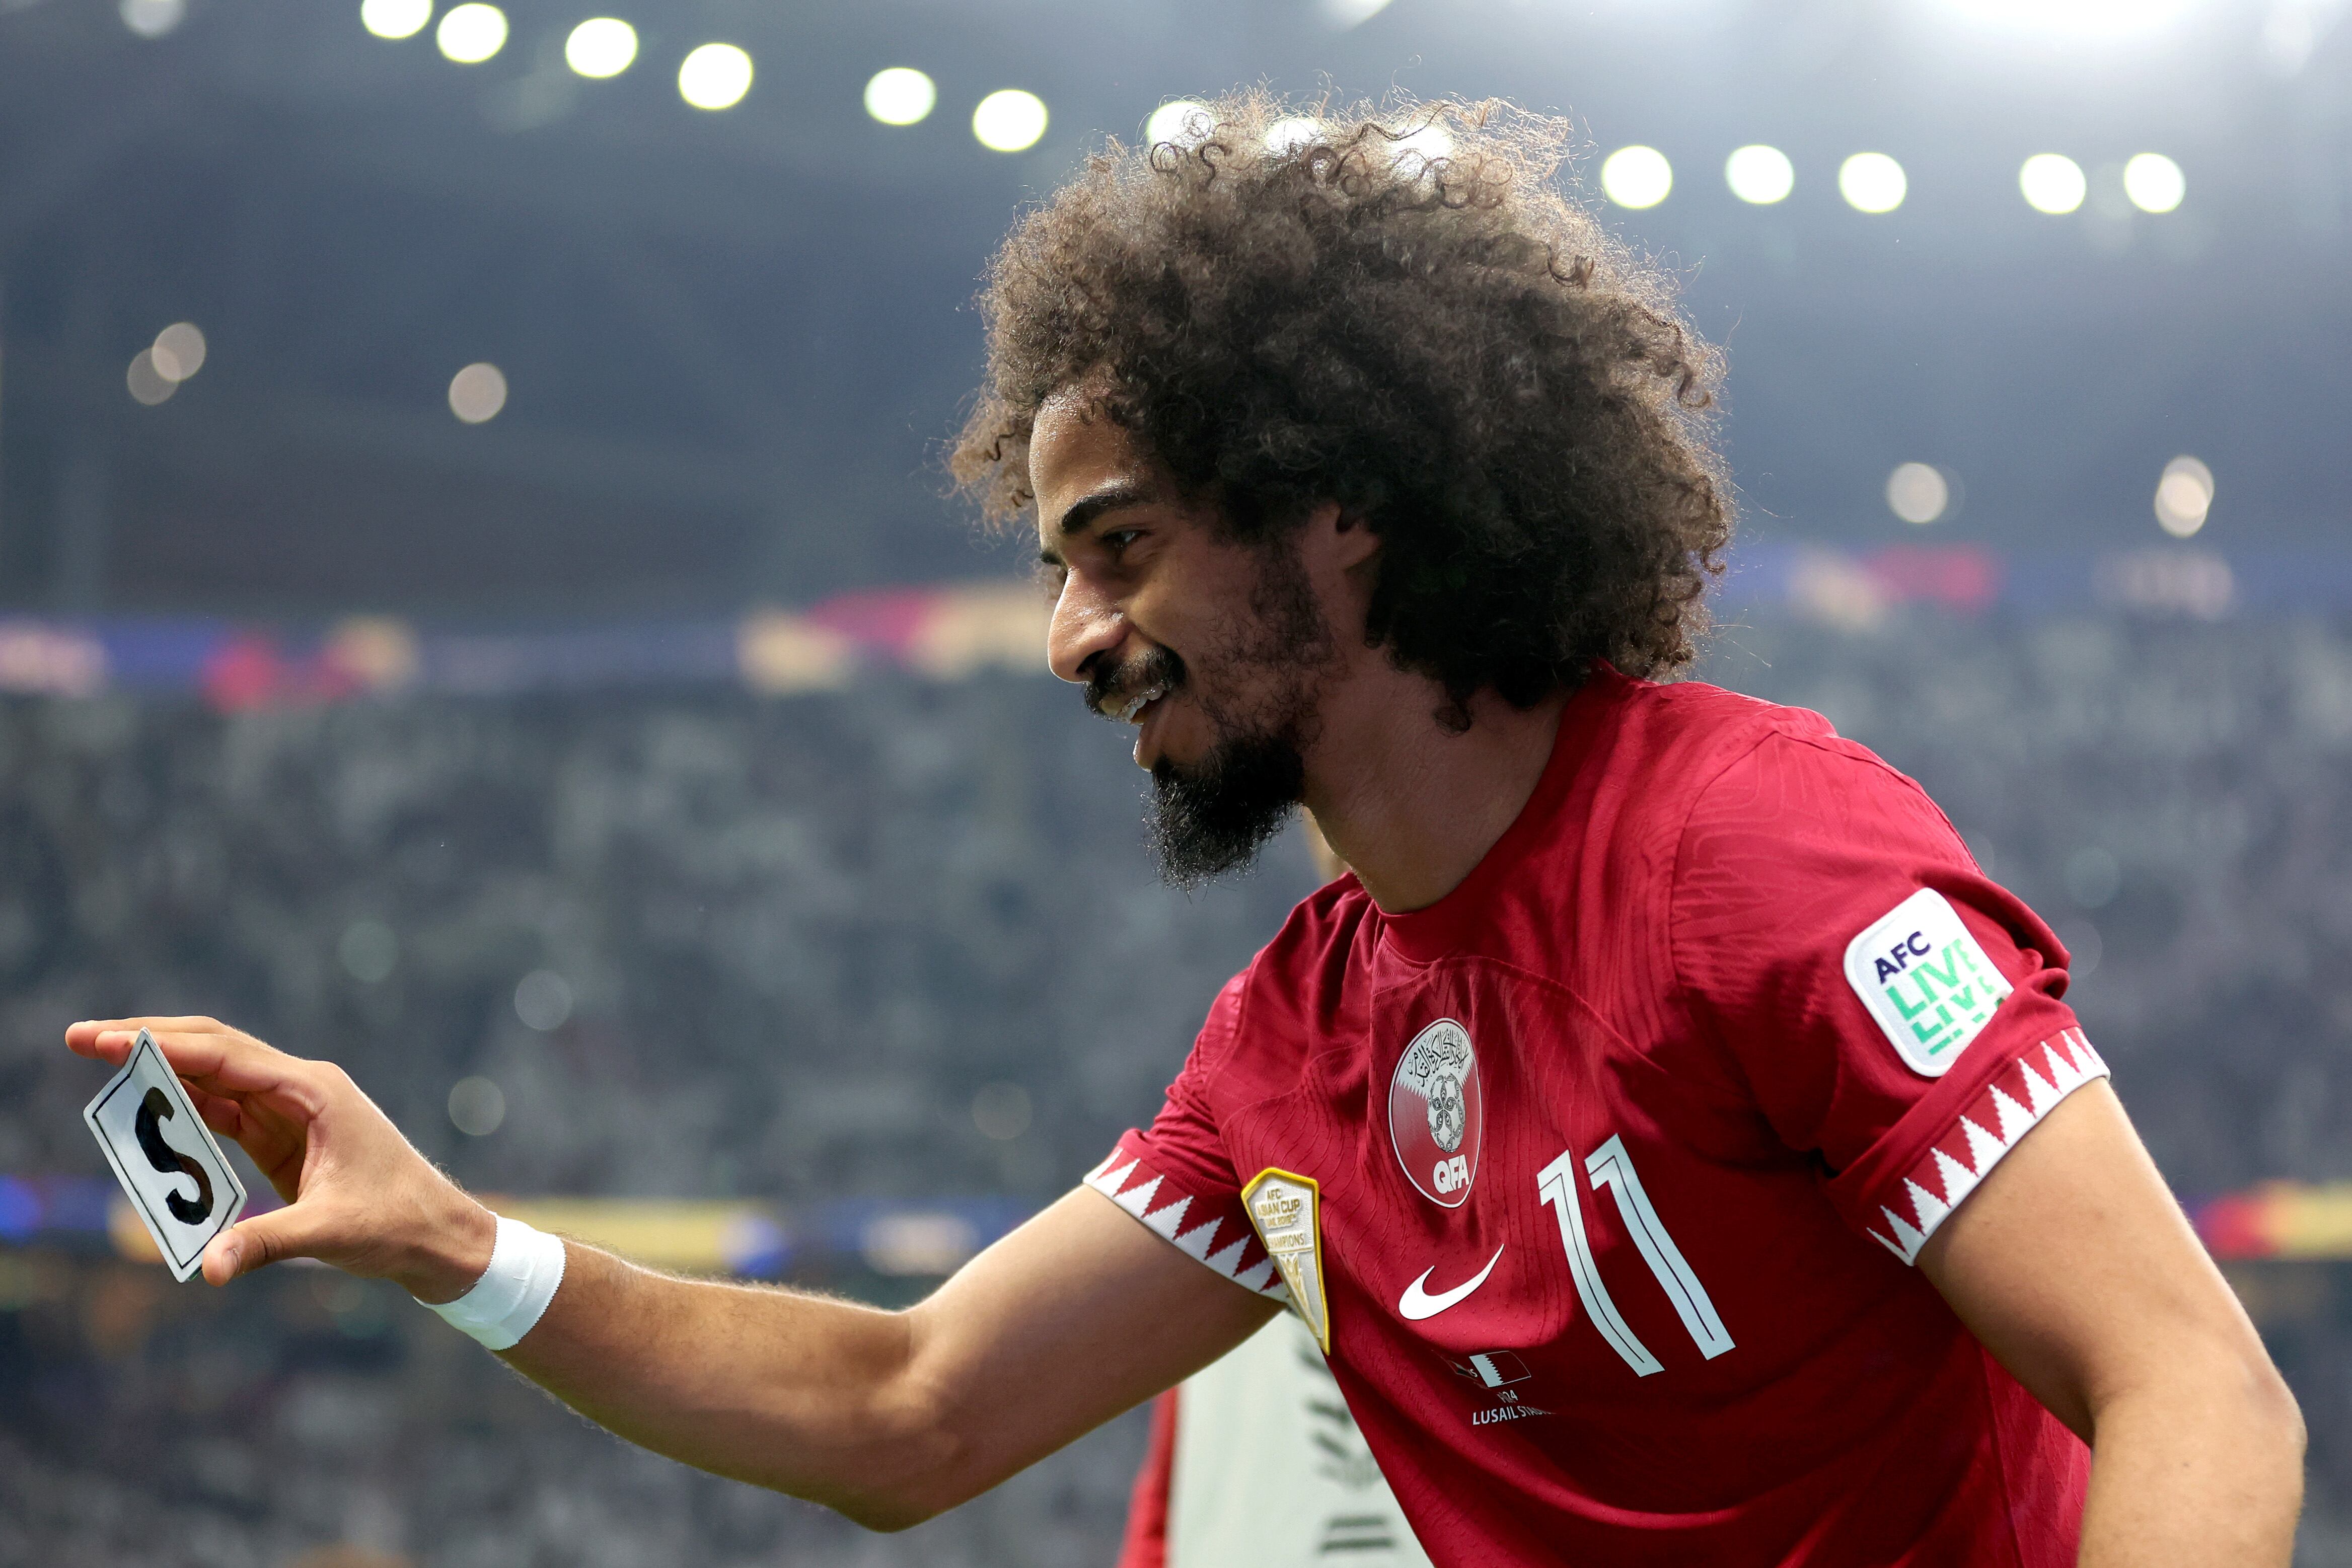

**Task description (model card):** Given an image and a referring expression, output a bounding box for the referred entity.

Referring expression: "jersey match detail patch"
[1844,888,2015,1078]
[1865,1029,2108,1264]
[1084,1141,1288,1301]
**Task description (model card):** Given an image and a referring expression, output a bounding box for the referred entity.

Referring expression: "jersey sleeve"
[1672,729,2109,1265]
[1083,972,1288,1300]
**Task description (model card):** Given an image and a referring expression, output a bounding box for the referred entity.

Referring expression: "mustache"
[1085,647,1185,721]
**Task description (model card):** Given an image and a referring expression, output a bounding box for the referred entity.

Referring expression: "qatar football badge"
[1243,1167,1331,1353]
[1389,1018,1485,1208]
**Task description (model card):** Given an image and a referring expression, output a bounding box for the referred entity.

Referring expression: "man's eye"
[1101,530,1141,556]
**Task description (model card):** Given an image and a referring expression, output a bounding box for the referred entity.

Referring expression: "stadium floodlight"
[2018,154,2086,215]
[126,350,176,406]
[2154,455,2213,537]
[973,90,1048,153]
[1389,118,1454,170]
[565,19,638,79]
[435,2,506,63]
[1838,153,1906,214]
[1145,100,1214,148]
[864,67,936,126]
[360,0,431,39]
[449,362,508,423]
[1263,116,1321,156]
[678,43,753,110]
[1600,145,1672,209]
[120,0,184,38]
[151,323,207,383]
[1933,0,2190,36]
[1724,144,1794,205]
[1886,463,1950,525]
[2123,153,2186,213]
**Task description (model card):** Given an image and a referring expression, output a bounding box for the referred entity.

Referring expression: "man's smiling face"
[1031,389,1339,886]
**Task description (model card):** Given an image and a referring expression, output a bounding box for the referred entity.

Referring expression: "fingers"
[202,1204,328,1286]
[66,1016,244,1065]
[187,1085,246,1141]
[71,1019,313,1103]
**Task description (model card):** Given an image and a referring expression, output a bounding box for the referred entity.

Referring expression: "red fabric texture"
[1095,668,2095,1567]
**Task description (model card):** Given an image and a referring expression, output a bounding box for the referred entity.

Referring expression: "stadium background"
[3,0,2350,1561]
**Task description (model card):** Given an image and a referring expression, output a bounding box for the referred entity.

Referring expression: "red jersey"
[1085,668,2101,1566]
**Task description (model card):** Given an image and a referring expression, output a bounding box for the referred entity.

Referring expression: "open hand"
[65,1017,494,1298]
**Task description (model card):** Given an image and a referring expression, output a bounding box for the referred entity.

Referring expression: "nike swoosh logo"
[1398,1243,1506,1321]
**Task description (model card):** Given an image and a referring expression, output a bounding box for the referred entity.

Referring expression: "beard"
[1087,537,1335,890]
[1146,728,1308,890]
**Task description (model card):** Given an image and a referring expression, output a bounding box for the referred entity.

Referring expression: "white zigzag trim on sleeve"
[1867,1029,2109,1265]
[1083,1144,1289,1301]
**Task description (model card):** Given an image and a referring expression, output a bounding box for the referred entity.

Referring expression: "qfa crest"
[1388,1018,1485,1209]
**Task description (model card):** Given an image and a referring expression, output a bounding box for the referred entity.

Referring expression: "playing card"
[83,1029,248,1282]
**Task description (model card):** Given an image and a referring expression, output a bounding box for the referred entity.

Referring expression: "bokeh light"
[448,1076,506,1136]
[434,2,505,63]
[2019,153,2087,214]
[448,362,508,423]
[678,43,753,110]
[514,969,574,1030]
[126,350,176,407]
[1388,118,1454,170]
[1145,99,1213,147]
[864,67,935,125]
[1838,152,1907,214]
[1886,463,1951,525]
[151,322,207,383]
[339,919,398,983]
[564,18,637,79]
[360,0,431,39]
[971,1083,1033,1141]
[2154,455,2214,537]
[1263,116,1321,156]
[1724,144,1794,205]
[2123,153,2186,213]
[119,0,184,39]
[972,89,1048,153]
[1934,0,2189,36]
[1600,145,1672,209]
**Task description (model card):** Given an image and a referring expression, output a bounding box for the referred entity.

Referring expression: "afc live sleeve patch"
[1844,889,2015,1078]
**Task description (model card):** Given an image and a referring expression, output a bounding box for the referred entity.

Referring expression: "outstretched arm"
[66,1017,1277,1529]
[1920,1080,2304,1567]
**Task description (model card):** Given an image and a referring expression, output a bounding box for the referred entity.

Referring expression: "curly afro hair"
[951,92,1732,714]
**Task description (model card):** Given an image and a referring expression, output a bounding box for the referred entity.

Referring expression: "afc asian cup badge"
[1389,1018,1485,1208]
[1243,1167,1331,1352]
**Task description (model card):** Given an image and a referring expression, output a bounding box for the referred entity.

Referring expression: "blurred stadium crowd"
[7,607,2352,1564]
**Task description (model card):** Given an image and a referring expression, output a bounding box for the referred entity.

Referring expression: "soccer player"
[66,96,2303,1565]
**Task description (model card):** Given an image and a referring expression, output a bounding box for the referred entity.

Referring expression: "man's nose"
[1046,572,1126,685]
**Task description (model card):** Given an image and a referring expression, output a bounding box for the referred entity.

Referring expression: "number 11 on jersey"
[1537,1139,1735,1377]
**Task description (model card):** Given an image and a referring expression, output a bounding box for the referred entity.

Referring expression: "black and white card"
[83,1029,248,1282]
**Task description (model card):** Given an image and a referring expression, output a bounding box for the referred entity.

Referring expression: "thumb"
[202,1205,329,1286]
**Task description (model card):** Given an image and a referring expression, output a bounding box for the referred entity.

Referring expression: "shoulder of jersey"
[1638,675,1841,743]
[1594,676,1843,801]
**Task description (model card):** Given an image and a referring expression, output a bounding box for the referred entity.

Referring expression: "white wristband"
[418,1215,567,1351]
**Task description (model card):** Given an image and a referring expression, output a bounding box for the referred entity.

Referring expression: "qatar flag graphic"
[1388,1018,1485,1208]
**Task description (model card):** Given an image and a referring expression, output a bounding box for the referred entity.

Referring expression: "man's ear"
[1312,502,1380,572]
